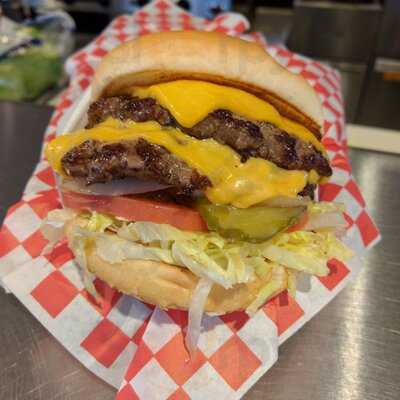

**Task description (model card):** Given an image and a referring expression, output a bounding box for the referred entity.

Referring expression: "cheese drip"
[131,80,325,154]
[45,119,309,208]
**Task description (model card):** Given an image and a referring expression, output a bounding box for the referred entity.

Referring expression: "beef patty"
[86,95,332,177]
[62,138,210,194]
[61,95,328,200]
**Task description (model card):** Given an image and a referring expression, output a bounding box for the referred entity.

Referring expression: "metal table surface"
[0,101,399,400]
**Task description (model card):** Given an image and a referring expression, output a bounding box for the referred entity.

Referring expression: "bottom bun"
[65,217,286,314]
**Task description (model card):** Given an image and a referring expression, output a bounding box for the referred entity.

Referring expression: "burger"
[44,31,351,352]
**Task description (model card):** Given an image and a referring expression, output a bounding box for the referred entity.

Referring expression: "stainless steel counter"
[0,102,399,400]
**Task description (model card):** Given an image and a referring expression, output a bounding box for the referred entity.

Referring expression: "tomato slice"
[286,211,309,233]
[61,191,208,232]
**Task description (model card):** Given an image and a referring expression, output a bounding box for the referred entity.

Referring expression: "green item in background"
[0,48,62,101]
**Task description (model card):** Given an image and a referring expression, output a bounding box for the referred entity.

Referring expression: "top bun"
[90,31,323,136]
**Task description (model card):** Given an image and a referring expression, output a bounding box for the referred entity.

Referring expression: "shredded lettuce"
[118,221,253,288]
[261,231,353,276]
[246,265,286,315]
[118,221,225,248]
[308,201,345,215]
[42,207,354,316]
[40,209,76,253]
[95,234,175,265]
[171,242,235,288]
[118,221,193,243]
[305,202,348,233]
[246,257,274,279]
[67,216,353,288]
[68,225,99,300]
[87,212,114,233]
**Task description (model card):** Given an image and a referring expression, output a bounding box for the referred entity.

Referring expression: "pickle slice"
[197,201,306,243]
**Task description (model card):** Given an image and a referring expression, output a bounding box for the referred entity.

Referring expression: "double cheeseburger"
[44,31,351,332]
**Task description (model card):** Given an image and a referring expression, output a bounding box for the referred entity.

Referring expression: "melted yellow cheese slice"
[46,119,308,208]
[131,80,325,154]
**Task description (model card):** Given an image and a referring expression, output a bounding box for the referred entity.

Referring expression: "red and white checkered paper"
[0,0,380,398]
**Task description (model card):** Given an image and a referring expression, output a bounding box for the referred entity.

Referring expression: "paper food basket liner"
[0,1,380,399]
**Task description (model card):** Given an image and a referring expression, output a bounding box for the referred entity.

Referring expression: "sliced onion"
[258,196,311,208]
[60,178,170,196]
[185,278,213,358]
[304,212,348,232]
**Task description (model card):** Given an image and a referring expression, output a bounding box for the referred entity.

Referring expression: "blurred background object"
[233,0,400,131]
[0,0,74,101]
[287,0,382,124]
[110,0,232,18]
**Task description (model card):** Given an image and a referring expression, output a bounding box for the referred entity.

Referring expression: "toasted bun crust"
[91,31,323,137]
[65,217,286,314]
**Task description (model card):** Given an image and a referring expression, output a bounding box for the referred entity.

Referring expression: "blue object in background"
[189,0,232,19]
[111,0,231,19]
